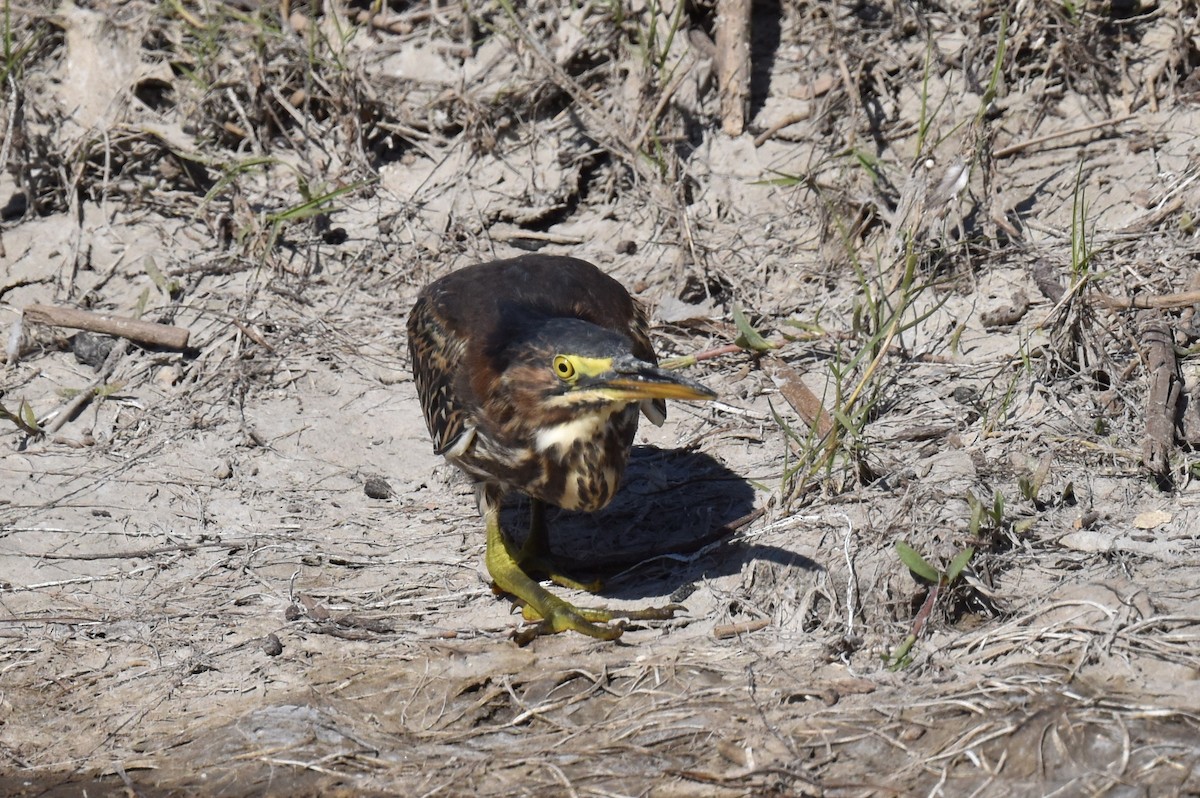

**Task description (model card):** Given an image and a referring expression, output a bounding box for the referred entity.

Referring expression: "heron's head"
[490,318,714,428]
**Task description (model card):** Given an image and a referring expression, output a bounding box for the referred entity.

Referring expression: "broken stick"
[716,0,751,136]
[1140,312,1179,480]
[1092,289,1200,311]
[24,304,190,350]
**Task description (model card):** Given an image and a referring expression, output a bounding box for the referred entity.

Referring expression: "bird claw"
[511,600,683,644]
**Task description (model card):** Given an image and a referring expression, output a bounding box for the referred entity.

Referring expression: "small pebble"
[364,475,393,499]
[262,634,283,657]
[72,333,114,370]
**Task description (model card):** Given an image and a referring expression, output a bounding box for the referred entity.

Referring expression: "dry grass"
[2,0,1200,795]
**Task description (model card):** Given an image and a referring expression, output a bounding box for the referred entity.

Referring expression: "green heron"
[407,254,715,640]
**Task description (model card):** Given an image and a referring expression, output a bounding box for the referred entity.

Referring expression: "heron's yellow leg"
[516,499,602,593]
[484,499,623,640]
[483,497,682,642]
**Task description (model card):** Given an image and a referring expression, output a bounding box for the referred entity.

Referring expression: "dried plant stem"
[42,338,130,435]
[765,355,834,438]
[993,113,1136,158]
[713,618,770,638]
[716,0,751,136]
[1139,312,1178,479]
[24,304,190,349]
[1092,289,1200,310]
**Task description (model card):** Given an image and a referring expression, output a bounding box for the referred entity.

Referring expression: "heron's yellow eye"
[552,355,576,380]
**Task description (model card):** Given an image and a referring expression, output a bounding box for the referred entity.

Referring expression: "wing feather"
[406,291,471,456]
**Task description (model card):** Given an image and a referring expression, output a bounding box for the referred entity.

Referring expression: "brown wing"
[406,290,471,456]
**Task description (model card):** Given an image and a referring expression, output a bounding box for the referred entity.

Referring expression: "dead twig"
[1119,196,1186,235]
[753,109,812,147]
[993,113,1137,158]
[660,342,747,370]
[30,543,202,561]
[24,304,190,349]
[42,338,131,435]
[716,0,752,136]
[1139,312,1179,479]
[1092,290,1200,311]
[713,618,770,639]
[488,229,585,246]
[764,355,835,439]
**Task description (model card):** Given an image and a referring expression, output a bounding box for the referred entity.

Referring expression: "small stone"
[952,385,979,404]
[1132,509,1172,529]
[322,227,348,245]
[154,365,180,390]
[72,332,114,369]
[261,634,283,657]
[364,475,393,499]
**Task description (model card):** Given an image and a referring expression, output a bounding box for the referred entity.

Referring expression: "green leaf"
[19,399,39,432]
[1013,517,1036,535]
[991,490,1005,524]
[265,179,372,226]
[752,168,809,187]
[885,633,916,671]
[895,541,940,582]
[1017,474,1034,503]
[767,397,806,447]
[731,303,774,352]
[967,491,984,536]
[0,399,42,436]
[781,318,823,334]
[852,148,881,182]
[94,381,126,398]
[201,155,279,208]
[945,547,975,583]
[143,257,170,296]
[658,354,694,370]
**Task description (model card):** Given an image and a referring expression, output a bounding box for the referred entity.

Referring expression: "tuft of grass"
[200,152,372,265]
[0,398,40,436]
[0,0,37,87]
[779,238,947,501]
[730,303,775,353]
[1069,161,1095,280]
[885,541,975,670]
[0,398,42,437]
[636,0,685,76]
[967,489,1005,539]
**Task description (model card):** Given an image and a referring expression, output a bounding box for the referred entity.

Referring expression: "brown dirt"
[2,1,1200,796]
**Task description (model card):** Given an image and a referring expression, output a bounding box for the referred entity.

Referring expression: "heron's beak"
[585,356,716,402]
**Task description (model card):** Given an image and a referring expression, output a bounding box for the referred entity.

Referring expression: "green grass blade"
[731,303,774,352]
[945,547,975,583]
[895,541,940,583]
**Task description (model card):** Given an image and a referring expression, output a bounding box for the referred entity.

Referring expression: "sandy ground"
[2,1,1200,795]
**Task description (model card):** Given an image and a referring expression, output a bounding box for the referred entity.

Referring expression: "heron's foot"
[513,600,685,645]
[485,508,681,643]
